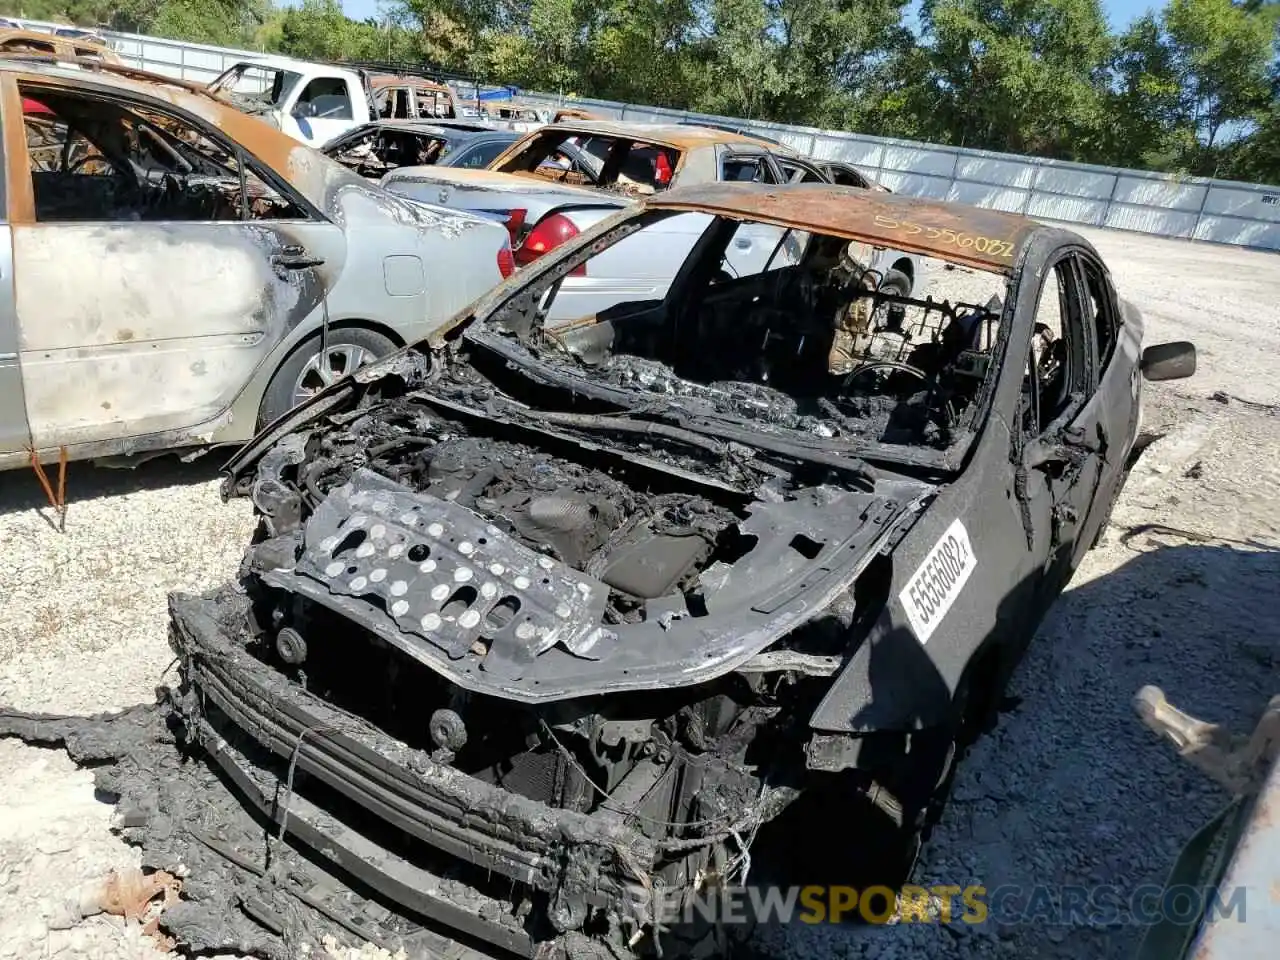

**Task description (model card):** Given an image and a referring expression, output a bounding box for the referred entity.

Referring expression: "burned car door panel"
[0,118,28,458]
[4,76,344,448]
[808,239,1107,741]
[0,225,30,458]
[1015,251,1105,591]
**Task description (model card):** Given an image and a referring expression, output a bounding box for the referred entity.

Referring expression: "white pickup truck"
[207,57,483,148]
[206,56,387,147]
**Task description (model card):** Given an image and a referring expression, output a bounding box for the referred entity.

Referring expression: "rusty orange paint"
[485,119,781,174]
[2,74,36,224]
[647,182,1042,273]
[0,29,122,65]
[369,75,453,96]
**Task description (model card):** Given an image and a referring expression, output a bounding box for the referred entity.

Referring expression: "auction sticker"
[899,519,976,643]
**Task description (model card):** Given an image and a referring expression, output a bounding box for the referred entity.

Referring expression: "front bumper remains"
[167,590,659,959]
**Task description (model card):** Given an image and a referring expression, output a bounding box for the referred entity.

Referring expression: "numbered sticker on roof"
[899,519,976,643]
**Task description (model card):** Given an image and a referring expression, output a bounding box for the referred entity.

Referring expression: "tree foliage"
[2,0,1278,182]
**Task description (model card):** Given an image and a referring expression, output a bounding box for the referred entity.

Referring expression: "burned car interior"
[327,125,451,176]
[500,129,679,195]
[483,211,1006,459]
[21,84,305,221]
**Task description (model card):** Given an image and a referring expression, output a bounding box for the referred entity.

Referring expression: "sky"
[336,0,1160,32]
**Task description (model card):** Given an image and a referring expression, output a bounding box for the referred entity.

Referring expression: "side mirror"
[292,101,318,119]
[1141,341,1196,382]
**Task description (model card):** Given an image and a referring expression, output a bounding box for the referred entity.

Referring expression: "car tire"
[258,327,397,428]
[880,267,912,297]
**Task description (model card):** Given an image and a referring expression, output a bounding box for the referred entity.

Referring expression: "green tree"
[913,0,1115,159]
[1107,0,1273,175]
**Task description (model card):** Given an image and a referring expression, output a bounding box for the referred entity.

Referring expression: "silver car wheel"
[292,343,377,407]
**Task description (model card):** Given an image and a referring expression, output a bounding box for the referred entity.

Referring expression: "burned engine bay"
[134,230,1009,957]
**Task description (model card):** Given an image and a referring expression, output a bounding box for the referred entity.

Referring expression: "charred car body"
[0,56,513,471]
[7,184,1195,958]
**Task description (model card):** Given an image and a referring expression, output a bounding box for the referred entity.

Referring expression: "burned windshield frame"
[210,65,302,107]
[473,206,1017,472]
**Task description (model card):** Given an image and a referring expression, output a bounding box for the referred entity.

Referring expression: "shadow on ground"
[0,453,227,518]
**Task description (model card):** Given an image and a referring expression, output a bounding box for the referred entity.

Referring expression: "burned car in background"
[382,121,923,322]
[86,183,1196,958]
[320,120,520,179]
[0,56,513,472]
[0,27,121,64]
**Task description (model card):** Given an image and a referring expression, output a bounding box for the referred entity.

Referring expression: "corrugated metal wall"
[21,23,1280,252]
[527,96,1280,252]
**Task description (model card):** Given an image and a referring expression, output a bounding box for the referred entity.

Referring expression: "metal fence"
[514,94,1280,252]
[13,22,1280,252]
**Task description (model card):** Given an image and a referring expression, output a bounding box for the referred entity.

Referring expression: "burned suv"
[7,184,1195,959]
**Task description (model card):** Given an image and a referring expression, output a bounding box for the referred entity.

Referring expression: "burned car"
[0,56,513,472]
[3,184,1195,958]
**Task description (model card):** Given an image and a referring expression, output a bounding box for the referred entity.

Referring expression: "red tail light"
[502,208,527,246]
[654,151,673,186]
[496,241,515,279]
[514,213,584,275]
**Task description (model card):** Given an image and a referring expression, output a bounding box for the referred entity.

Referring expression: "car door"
[1014,249,1105,599]
[1072,253,1133,554]
[0,166,30,458]
[4,75,343,453]
[283,75,360,147]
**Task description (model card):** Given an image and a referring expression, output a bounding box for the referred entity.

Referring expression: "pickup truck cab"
[370,74,467,122]
[207,55,374,147]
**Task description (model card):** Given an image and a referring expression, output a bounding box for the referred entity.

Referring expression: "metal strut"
[28,445,68,532]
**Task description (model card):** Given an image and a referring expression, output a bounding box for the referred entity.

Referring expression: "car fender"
[808,419,1033,753]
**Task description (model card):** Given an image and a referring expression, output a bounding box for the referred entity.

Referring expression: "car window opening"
[21,85,306,223]
[485,211,1008,461]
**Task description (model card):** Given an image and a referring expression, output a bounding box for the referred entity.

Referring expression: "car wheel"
[259,327,397,427]
[880,267,912,297]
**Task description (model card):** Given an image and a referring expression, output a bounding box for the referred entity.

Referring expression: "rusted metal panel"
[0,75,34,223]
[0,28,121,64]
[519,119,772,152]
[647,182,1040,273]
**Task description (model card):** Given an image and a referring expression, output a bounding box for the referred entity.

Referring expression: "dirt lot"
[1,225,1278,960]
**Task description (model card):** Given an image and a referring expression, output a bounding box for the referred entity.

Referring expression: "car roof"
[222,53,353,75]
[369,75,452,93]
[0,27,107,47]
[647,182,1044,274]
[0,57,331,206]
[536,120,780,152]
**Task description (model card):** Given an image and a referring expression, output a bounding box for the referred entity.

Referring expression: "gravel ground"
[0,226,1277,960]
